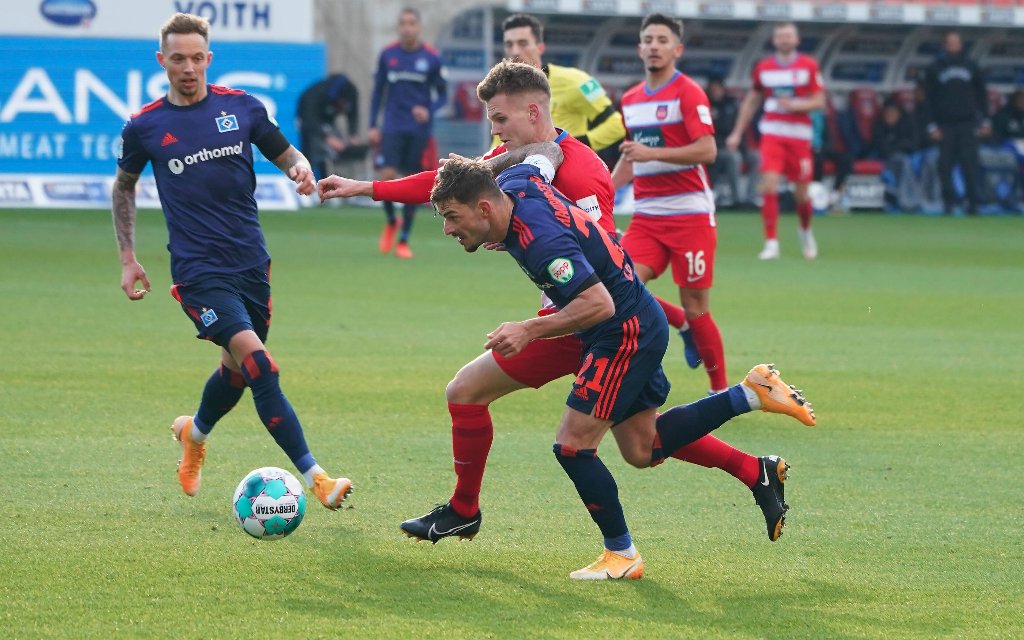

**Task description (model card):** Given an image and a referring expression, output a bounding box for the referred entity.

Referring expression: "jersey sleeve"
[681,84,716,141]
[248,95,281,141]
[807,57,824,94]
[575,73,626,151]
[751,61,764,93]
[117,118,149,175]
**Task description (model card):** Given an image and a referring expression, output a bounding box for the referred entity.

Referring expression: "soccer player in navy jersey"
[111,13,351,511]
[417,151,815,580]
[369,7,448,259]
[323,61,809,546]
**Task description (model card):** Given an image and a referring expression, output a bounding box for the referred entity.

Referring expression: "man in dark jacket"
[706,77,758,208]
[296,73,366,180]
[872,97,922,211]
[923,30,989,215]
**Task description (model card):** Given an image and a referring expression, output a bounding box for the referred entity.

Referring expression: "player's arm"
[318,170,438,203]
[111,168,151,301]
[484,280,614,357]
[483,141,564,176]
[610,153,634,189]
[368,52,388,144]
[620,133,716,166]
[726,89,764,149]
[575,78,627,151]
[267,144,315,196]
[778,90,825,114]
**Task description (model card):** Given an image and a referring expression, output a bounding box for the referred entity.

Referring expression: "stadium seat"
[453,81,483,122]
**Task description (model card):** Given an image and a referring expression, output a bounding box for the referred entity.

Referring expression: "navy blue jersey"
[117,84,280,283]
[369,42,447,133]
[498,163,654,344]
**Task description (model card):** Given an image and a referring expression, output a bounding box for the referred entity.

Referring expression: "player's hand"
[317,175,372,202]
[326,135,346,152]
[367,128,381,146]
[438,152,467,167]
[619,140,655,163]
[411,105,430,123]
[288,164,316,196]
[120,260,151,301]
[725,132,741,151]
[777,97,795,111]
[483,242,507,251]
[484,322,531,358]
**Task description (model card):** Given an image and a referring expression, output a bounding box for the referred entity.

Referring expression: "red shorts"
[493,309,585,388]
[620,214,716,289]
[760,135,814,183]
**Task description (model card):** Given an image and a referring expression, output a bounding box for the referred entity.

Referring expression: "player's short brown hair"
[430,157,503,208]
[502,13,544,43]
[640,13,683,40]
[477,59,550,102]
[160,13,209,49]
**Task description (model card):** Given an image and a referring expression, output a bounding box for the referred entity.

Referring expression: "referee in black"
[923,29,990,216]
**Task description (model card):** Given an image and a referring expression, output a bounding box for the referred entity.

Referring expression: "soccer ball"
[231,467,306,540]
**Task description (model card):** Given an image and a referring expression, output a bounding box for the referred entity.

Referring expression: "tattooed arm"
[272,145,316,196]
[482,141,564,177]
[112,168,151,301]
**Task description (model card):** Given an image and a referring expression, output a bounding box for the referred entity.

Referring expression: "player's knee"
[445,372,480,404]
[239,349,280,388]
[623,450,651,469]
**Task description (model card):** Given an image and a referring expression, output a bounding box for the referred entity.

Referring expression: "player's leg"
[401,332,584,541]
[394,131,431,259]
[168,278,255,497]
[621,217,700,368]
[791,142,818,259]
[561,300,669,580]
[758,136,785,259]
[376,133,402,253]
[666,221,727,391]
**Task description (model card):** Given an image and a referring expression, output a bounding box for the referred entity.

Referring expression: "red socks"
[448,403,494,518]
[762,192,779,240]
[654,295,687,329]
[797,199,813,230]
[688,313,728,391]
[672,435,759,487]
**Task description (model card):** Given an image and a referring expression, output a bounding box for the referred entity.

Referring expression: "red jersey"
[373,130,616,236]
[752,53,824,142]
[620,71,716,219]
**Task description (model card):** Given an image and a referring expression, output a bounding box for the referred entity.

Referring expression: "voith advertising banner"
[10,0,314,42]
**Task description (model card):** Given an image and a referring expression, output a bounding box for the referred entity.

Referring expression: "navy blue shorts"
[375,130,430,174]
[566,299,671,424]
[169,263,272,348]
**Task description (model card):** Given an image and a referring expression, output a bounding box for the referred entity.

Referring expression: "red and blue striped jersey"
[497,163,653,344]
[117,85,282,282]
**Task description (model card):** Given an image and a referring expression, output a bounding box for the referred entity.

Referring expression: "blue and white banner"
[0,36,326,176]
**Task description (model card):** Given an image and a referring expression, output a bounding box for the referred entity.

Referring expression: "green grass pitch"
[1,206,1021,639]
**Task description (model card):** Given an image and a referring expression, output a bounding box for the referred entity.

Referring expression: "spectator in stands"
[706,76,757,209]
[905,83,944,214]
[993,89,1024,148]
[871,97,921,211]
[296,73,366,182]
[981,88,1024,211]
[923,29,989,215]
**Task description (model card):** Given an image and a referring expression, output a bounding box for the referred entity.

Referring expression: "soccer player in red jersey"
[612,14,729,394]
[726,22,826,260]
[319,61,808,544]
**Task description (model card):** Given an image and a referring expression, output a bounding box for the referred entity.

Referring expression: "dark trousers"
[938,121,982,211]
